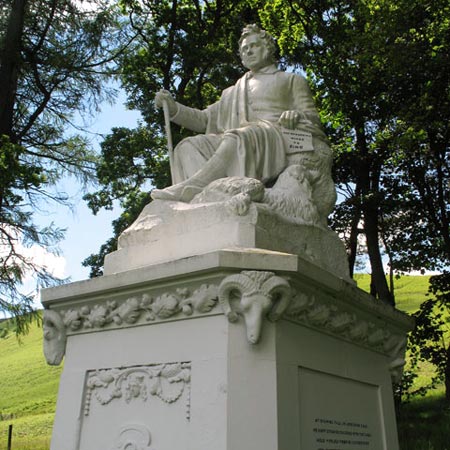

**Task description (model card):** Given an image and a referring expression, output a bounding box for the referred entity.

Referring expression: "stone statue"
[152,24,336,227]
[104,24,349,280]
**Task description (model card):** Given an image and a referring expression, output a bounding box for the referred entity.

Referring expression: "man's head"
[239,24,277,71]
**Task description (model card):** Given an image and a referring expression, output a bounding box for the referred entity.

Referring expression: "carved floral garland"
[284,290,407,382]
[284,290,402,352]
[84,362,191,420]
[45,271,408,381]
[61,284,218,332]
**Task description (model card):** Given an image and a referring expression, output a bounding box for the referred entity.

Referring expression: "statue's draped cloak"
[170,68,323,184]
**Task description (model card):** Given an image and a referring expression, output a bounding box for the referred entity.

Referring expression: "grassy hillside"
[353,273,431,313]
[0,275,447,449]
[0,318,62,450]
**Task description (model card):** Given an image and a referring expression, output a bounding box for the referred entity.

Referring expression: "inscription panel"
[298,367,386,450]
[282,128,314,153]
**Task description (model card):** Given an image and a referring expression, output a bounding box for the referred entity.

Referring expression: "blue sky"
[34,89,141,285]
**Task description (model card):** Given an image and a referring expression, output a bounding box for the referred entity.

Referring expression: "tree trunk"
[445,343,450,407]
[389,263,394,297]
[353,122,394,305]
[0,0,27,141]
[364,202,395,305]
[347,202,362,278]
[432,141,450,263]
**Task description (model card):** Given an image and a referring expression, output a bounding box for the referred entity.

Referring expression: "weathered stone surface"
[105,200,350,280]
[42,249,413,450]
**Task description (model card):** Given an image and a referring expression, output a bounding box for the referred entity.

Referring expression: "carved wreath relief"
[84,362,191,420]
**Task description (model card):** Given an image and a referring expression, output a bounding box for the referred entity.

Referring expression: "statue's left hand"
[278,110,310,129]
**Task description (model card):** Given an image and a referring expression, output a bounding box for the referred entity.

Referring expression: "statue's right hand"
[155,89,177,115]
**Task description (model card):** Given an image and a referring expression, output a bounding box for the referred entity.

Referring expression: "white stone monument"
[42,25,413,450]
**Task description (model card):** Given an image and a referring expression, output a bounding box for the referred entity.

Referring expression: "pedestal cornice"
[42,248,413,378]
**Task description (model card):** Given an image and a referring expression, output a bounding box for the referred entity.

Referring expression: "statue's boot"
[151,143,231,202]
[150,181,204,202]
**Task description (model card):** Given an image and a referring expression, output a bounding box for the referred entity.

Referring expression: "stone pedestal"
[42,249,413,450]
[103,200,350,280]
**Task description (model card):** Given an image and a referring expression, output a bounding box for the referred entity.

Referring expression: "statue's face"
[240,34,270,71]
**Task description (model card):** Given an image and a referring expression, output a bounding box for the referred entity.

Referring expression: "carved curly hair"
[238,24,277,65]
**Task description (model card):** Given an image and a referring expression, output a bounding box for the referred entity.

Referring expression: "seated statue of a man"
[152,24,334,219]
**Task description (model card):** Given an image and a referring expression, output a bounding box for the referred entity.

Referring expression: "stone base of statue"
[42,204,413,450]
[103,198,349,280]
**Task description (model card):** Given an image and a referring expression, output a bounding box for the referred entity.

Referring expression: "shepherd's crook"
[161,91,175,182]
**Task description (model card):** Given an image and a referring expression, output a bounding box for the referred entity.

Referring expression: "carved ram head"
[218,271,292,344]
[43,309,66,366]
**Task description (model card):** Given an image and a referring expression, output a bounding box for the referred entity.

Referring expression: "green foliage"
[408,272,450,404]
[0,136,45,194]
[119,0,251,110]
[378,0,450,271]
[255,0,450,303]
[0,135,65,333]
[255,0,406,303]
[0,0,131,325]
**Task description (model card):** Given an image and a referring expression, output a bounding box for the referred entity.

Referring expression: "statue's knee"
[176,137,198,153]
[222,133,238,145]
[217,134,239,155]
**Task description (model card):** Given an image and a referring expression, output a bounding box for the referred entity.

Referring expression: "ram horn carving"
[43,309,66,366]
[218,271,292,344]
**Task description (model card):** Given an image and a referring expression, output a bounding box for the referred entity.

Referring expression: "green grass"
[397,393,450,450]
[353,273,431,313]
[354,275,450,449]
[0,414,53,450]
[0,275,448,449]
[0,318,62,450]
[355,274,448,394]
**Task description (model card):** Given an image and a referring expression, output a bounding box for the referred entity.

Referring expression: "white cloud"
[1,226,67,309]
[1,226,66,280]
[21,245,67,281]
